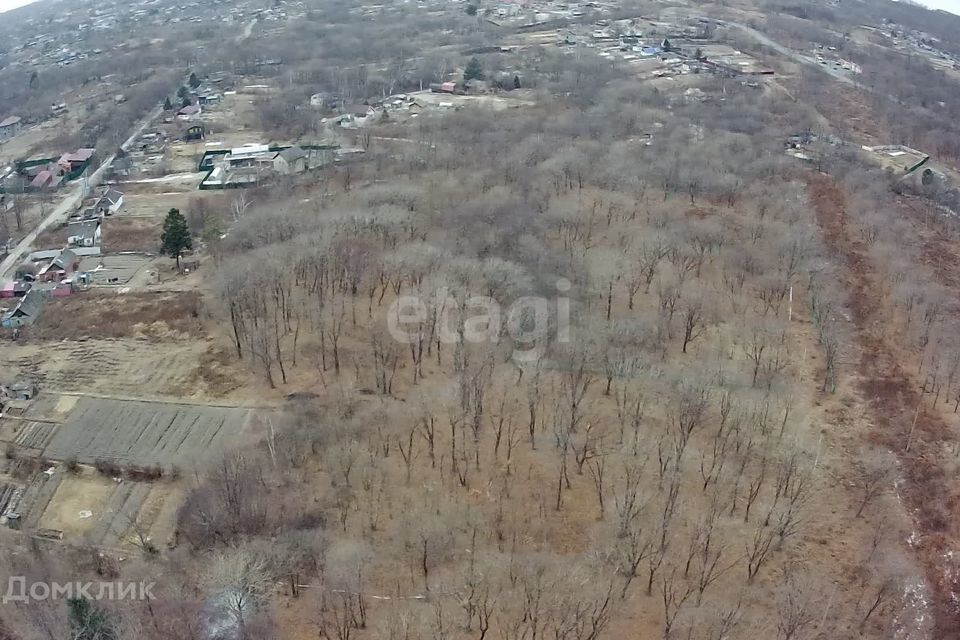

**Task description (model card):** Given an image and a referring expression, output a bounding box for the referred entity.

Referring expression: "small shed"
[1,290,43,327]
[274,146,308,175]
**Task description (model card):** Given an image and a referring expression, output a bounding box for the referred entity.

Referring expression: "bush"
[94,459,122,477]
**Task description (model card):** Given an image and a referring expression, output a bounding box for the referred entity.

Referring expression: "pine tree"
[163,96,173,111]
[68,597,118,640]
[177,85,189,98]
[513,74,521,89]
[161,208,193,269]
[189,72,201,89]
[464,57,484,83]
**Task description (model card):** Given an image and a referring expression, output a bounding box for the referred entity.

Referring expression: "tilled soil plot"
[43,397,253,467]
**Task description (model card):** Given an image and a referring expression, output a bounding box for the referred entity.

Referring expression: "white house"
[95,188,123,215]
[67,219,101,247]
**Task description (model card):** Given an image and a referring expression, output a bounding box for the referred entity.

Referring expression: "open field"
[410,89,537,110]
[43,397,255,467]
[0,337,244,399]
[37,471,117,538]
[25,291,203,339]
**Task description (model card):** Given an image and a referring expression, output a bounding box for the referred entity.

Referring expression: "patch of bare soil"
[170,343,250,398]
[38,471,116,538]
[102,217,163,253]
[25,291,205,341]
[808,172,960,638]
[33,224,68,251]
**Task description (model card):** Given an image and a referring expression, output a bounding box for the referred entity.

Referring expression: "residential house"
[30,170,55,189]
[342,104,375,118]
[0,116,22,140]
[184,125,204,141]
[1,290,43,328]
[274,146,307,175]
[37,249,79,283]
[0,280,30,299]
[57,148,95,175]
[67,219,101,248]
[223,144,276,168]
[1,381,37,401]
[310,92,339,108]
[95,188,123,215]
[196,91,222,106]
[177,104,202,121]
[204,144,277,187]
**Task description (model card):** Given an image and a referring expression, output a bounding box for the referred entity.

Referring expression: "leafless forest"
[4,0,960,638]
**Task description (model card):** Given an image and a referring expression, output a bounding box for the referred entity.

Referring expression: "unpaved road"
[808,173,949,639]
[719,19,860,87]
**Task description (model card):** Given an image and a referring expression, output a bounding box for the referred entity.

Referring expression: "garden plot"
[37,473,117,539]
[83,481,152,547]
[11,420,59,450]
[43,397,253,467]
[19,471,62,530]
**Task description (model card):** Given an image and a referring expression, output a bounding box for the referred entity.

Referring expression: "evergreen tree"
[160,208,193,269]
[513,74,521,89]
[68,597,118,640]
[181,96,191,108]
[163,96,173,111]
[463,57,484,83]
[177,85,189,99]
[465,3,477,15]
[189,72,201,89]
[662,38,672,51]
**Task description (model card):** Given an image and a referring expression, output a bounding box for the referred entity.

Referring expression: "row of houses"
[0,184,120,328]
[1,148,95,192]
[199,144,319,188]
[1,248,85,328]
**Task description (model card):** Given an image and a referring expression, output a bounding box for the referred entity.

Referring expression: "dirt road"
[808,172,957,639]
[719,19,860,87]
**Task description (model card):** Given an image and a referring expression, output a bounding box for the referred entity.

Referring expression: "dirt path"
[807,172,960,638]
